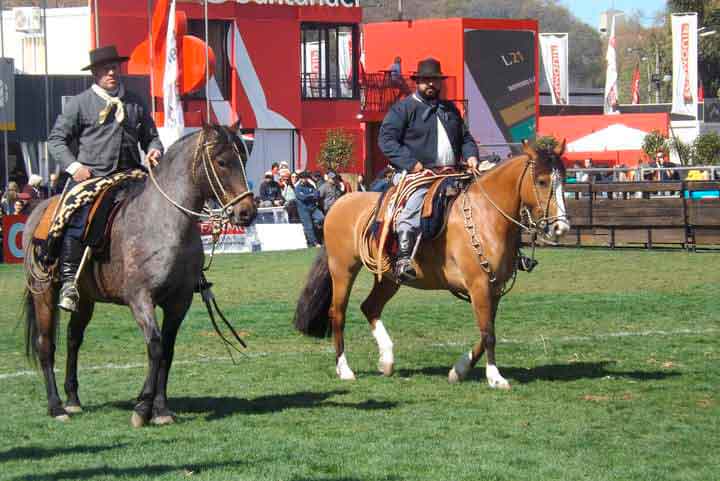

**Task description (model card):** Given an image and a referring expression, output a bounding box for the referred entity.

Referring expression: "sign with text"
[2,215,27,264]
[205,0,359,7]
[671,13,698,118]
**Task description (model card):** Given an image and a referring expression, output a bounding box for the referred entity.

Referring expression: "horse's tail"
[294,247,333,338]
[23,288,59,366]
[23,289,39,364]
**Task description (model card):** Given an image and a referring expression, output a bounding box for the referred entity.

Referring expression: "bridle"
[148,127,254,222]
[461,153,567,292]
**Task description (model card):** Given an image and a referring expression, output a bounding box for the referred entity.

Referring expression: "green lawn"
[0,248,718,481]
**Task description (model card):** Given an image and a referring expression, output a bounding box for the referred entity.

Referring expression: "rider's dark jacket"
[48,85,163,177]
[378,94,479,172]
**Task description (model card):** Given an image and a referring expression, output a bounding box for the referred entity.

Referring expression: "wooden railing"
[549,181,720,249]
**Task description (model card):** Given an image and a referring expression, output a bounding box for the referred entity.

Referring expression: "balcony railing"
[360,72,466,117]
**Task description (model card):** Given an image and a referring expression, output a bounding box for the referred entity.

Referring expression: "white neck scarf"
[91,83,126,124]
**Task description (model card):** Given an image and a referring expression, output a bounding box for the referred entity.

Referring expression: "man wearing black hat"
[48,45,163,312]
[379,57,479,282]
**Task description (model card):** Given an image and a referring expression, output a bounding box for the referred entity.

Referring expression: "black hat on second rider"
[411,58,448,79]
[81,45,130,71]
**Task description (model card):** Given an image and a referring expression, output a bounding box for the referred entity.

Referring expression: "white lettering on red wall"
[210,0,360,7]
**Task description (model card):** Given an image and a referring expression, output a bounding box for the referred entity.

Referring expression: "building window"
[186,19,233,101]
[301,23,358,99]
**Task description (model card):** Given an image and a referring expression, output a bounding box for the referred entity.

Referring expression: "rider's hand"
[466,157,479,170]
[412,161,424,173]
[147,149,162,168]
[72,166,92,182]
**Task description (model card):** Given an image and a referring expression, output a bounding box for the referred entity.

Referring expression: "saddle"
[32,169,147,265]
[370,172,472,253]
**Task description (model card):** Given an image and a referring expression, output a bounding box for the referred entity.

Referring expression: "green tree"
[642,130,668,159]
[317,129,355,172]
[693,132,720,165]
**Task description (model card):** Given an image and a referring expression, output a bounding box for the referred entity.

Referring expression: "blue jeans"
[297,204,324,246]
[393,173,428,234]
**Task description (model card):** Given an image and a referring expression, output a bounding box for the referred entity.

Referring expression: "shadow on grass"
[98,390,398,421]
[10,460,244,481]
[0,444,127,463]
[290,478,403,481]
[396,361,681,384]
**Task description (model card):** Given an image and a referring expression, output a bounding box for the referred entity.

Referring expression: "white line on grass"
[1,327,716,380]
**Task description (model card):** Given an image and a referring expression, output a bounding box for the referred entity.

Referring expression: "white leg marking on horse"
[372,320,395,375]
[336,353,356,380]
[486,363,510,389]
[449,351,472,383]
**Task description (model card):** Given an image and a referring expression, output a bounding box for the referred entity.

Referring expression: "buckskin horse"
[294,140,570,389]
[23,124,256,425]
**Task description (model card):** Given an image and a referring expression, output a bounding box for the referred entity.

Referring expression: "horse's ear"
[554,138,567,156]
[522,139,538,158]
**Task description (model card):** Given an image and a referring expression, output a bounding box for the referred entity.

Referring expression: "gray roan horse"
[23,124,256,426]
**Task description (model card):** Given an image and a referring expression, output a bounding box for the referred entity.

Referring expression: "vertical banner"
[0,57,15,131]
[604,16,619,115]
[539,33,568,105]
[671,13,698,118]
[631,65,641,104]
[162,0,184,145]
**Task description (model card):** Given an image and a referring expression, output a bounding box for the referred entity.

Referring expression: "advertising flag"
[162,0,184,144]
[539,33,569,105]
[604,16,619,114]
[631,65,641,104]
[671,13,698,118]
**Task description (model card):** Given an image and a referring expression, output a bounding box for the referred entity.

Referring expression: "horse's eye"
[217,158,227,168]
[538,179,548,187]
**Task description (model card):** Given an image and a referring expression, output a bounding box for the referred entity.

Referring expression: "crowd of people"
[569,152,720,183]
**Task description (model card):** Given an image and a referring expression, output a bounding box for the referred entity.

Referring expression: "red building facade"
[93,0,363,184]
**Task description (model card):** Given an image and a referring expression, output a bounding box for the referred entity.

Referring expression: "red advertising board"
[2,215,27,264]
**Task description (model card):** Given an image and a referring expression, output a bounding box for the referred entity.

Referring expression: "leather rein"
[147,129,254,222]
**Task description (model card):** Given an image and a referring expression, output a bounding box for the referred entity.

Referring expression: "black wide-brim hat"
[410,57,447,79]
[81,45,129,71]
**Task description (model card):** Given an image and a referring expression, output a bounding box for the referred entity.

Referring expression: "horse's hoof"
[488,379,511,390]
[65,404,83,414]
[379,361,394,377]
[54,414,71,422]
[448,367,464,384]
[151,414,176,426]
[131,411,147,428]
[337,370,356,381]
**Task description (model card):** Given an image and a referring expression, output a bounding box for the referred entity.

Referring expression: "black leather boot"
[58,236,83,312]
[395,230,418,282]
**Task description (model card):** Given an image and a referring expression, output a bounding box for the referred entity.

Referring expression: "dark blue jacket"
[259,179,283,203]
[295,182,321,208]
[378,94,479,172]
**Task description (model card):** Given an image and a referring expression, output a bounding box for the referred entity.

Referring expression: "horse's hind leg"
[328,257,361,380]
[30,291,68,420]
[361,279,399,376]
[64,300,94,413]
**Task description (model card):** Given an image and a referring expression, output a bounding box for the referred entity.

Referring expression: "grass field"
[0,247,718,481]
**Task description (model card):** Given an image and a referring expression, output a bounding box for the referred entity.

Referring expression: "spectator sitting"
[295,171,325,247]
[258,171,284,207]
[318,171,344,213]
[337,173,352,194]
[369,167,394,193]
[271,162,280,181]
[357,174,367,192]
[312,171,324,188]
[290,171,299,186]
[13,198,27,215]
[1,181,19,214]
[47,172,63,197]
[22,174,45,200]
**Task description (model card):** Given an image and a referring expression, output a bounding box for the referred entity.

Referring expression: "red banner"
[631,66,641,105]
[2,215,27,264]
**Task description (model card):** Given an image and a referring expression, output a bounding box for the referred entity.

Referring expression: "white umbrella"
[566,123,650,152]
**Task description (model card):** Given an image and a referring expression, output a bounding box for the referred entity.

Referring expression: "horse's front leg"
[150,295,193,425]
[128,292,163,427]
[449,286,509,389]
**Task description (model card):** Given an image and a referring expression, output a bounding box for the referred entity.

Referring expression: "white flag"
[604,16,619,114]
[163,0,184,145]
[671,13,698,118]
[540,33,569,105]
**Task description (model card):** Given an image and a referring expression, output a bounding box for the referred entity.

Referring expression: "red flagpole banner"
[631,65,641,105]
